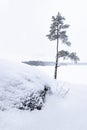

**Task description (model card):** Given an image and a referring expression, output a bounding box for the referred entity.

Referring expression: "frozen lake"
[37,65,87,85]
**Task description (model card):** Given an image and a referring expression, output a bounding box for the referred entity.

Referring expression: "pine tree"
[46,12,79,79]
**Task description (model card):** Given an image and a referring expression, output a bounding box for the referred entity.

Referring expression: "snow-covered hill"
[1,60,87,130]
[0,59,67,111]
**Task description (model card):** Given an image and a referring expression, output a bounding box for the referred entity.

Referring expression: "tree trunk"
[54,28,59,79]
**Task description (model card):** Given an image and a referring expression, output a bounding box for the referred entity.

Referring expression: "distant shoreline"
[22,61,87,66]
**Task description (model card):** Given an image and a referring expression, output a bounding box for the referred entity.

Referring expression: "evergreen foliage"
[17,86,51,111]
[58,50,80,63]
[46,12,71,45]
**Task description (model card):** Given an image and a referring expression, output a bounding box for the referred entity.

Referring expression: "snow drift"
[1,60,87,130]
[0,60,67,111]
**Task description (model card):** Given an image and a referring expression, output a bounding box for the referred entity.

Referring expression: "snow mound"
[0,60,68,111]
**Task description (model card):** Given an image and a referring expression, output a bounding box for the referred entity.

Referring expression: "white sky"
[0,0,87,62]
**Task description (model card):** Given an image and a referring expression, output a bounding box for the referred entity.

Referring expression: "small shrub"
[17,85,51,111]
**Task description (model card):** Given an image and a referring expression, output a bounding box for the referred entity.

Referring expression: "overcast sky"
[0,0,87,62]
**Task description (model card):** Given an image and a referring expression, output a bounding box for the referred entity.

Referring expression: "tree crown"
[46,12,71,46]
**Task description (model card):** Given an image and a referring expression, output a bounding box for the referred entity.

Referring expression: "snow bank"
[0,59,67,110]
[1,60,87,130]
[0,83,87,130]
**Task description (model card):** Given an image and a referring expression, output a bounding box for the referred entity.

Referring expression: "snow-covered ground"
[38,65,87,85]
[0,59,65,111]
[0,60,87,130]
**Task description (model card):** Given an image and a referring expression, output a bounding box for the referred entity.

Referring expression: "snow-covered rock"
[0,60,67,111]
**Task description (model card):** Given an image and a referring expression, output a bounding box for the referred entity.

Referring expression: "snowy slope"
[0,83,87,130]
[0,59,67,110]
[1,60,87,130]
